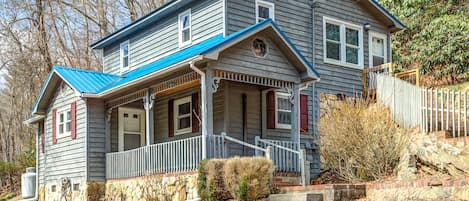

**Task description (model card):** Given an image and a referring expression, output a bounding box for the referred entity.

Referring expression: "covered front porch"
[104,69,309,181]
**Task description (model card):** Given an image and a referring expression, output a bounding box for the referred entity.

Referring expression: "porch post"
[291,84,301,146]
[144,88,154,145]
[201,68,214,159]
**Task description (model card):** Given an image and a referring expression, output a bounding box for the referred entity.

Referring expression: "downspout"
[189,55,206,158]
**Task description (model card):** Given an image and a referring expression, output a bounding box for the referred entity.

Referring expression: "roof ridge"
[53,65,119,77]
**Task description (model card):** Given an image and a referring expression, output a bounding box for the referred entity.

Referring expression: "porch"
[103,68,311,184]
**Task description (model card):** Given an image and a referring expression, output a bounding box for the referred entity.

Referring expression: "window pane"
[372,37,384,57]
[278,111,291,125]
[59,124,64,134]
[182,15,190,29]
[326,42,340,60]
[346,28,359,46]
[373,56,385,66]
[326,23,340,41]
[60,113,64,123]
[66,122,71,132]
[122,44,128,56]
[258,6,270,19]
[178,102,191,115]
[67,111,71,121]
[277,97,291,111]
[178,117,191,130]
[182,29,190,42]
[123,56,129,67]
[346,46,359,64]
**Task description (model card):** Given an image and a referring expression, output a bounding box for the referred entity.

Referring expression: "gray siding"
[103,0,224,74]
[313,0,391,95]
[42,83,87,185]
[226,0,313,62]
[86,99,106,182]
[214,34,300,83]
[38,124,45,186]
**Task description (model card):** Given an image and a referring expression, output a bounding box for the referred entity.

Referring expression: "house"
[25,0,403,200]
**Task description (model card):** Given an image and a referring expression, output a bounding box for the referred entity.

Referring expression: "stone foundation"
[38,181,91,201]
[367,178,469,201]
[104,172,199,201]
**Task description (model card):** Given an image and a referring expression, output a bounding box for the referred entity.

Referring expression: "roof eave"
[369,0,406,31]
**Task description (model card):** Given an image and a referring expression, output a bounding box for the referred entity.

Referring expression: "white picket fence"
[376,74,469,137]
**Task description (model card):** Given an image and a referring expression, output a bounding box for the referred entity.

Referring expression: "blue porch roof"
[32,19,319,114]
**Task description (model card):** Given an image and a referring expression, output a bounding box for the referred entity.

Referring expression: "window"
[120,41,129,72]
[174,96,192,135]
[276,93,291,129]
[57,108,71,138]
[51,185,56,192]
[369,32,387,67]
[73,183,80,191]
[323,17,363,68]
[179,9,192,47]
[256,0,274,22]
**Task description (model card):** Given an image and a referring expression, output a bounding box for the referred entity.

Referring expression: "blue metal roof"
[32,19,320,113]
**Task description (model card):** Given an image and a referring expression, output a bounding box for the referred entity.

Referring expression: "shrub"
[87,182,105,201]
[319,100,407,182]
[198,157,273,201]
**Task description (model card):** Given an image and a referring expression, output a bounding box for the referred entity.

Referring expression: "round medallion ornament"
[252,38,268,57]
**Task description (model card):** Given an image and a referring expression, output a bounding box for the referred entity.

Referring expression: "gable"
[215,33,301,83]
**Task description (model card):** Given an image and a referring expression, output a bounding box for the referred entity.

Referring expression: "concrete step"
[269,193,323,201]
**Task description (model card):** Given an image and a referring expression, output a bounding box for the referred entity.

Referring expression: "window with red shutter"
[300,94,308,133]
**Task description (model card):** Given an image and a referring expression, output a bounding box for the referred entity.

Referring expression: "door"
[118,107,146,151]
[369,32,388,67]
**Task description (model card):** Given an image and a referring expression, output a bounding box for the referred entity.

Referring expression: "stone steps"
[269,193,323,201]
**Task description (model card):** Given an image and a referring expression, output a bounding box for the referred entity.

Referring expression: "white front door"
[118,107,146,151]
[369,32,388,67]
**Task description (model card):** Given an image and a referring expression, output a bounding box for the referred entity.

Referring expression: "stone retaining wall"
[366,178,469,201]
[105,172,198,201]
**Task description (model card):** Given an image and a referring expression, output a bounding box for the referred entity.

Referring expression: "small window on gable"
[252,38,268,57]
[120,41,129,72]
[57,108,71,138]
[276,92,291,129]
[174,96,192,135]
[323,17,363,69]
[179,9,192,47]
[256,0,275,22]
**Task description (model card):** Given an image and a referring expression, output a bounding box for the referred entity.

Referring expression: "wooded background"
[0,0,466,187]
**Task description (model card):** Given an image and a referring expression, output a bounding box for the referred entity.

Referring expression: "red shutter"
[41,122,45,153]
[266,91,276,129]
[300,94,309,133]
[70,102,77,139]
[168,99,174,137]
[192,93,199,133]
[52,109,57,144]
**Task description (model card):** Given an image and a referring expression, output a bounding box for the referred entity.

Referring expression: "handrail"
[256,138,299,154]
[220,132,267,153]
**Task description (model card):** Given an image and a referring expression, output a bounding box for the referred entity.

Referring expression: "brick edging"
[367,178,468,190]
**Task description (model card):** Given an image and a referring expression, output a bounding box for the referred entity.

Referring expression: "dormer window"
[120,41,129,72]
[179,9,192,47]
[256,0,274,22]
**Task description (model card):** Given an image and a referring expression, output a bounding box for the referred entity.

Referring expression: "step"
[269,193,323,201]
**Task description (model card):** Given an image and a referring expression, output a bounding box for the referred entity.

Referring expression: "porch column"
[201,68,214,159]
[290,84,301,147]
[144,89,154,145]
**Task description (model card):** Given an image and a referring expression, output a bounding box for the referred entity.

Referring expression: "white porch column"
[201,69,214,159]
[291,84,301,146]
[143,89,154,145]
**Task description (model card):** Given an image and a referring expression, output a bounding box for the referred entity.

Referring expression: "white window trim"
[368,31,388,68]
[323,16,364,69]
[174,96,192,135]
[256,0,275,22]
[120,40,130,74]
[118,107,146,152]
[56,107,71,139]
[275,92,292,130]
[178,9,192,48]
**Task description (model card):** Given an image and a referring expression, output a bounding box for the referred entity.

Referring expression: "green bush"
[198,157,273,201]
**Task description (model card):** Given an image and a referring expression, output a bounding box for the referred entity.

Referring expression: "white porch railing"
[255,137,300,172]
[106,135,202,179]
